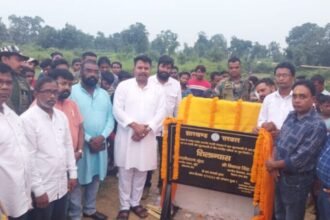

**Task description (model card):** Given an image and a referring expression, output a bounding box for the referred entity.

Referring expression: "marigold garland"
[233,99,243,131]
[250,128,274,220]
[209,97,218,128]
[172,120,182,180]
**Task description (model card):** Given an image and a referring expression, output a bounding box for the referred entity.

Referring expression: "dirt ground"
[82,173,316,220]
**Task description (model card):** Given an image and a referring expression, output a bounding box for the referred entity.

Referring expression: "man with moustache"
[0,63,33,220]
[0,45,32,115]
[143,55,182,198]
[20,77,77,220]
[255,78,276,103]
[113,55,166,219]
[70,60,114,220]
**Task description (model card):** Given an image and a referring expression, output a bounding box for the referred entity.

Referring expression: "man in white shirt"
[21,77,77,220]
[257,62,296,134]
[144,55,182,197]
[0,63,32,220]
[311,74,330,96]
[113,55,166,220]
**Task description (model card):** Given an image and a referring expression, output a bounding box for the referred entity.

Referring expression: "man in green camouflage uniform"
[216,57,251,101]
[0,45,32,115]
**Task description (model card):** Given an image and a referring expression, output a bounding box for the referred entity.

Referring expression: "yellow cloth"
[177,96,261,132]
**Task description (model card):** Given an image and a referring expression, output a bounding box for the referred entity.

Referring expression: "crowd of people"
[0,44,330,220]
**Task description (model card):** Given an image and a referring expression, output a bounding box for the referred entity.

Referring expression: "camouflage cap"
[0,45,29,61]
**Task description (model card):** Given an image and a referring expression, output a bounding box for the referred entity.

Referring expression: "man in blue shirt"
[69,60,114,220]
[266,80,327,220]
[317,137,330,220]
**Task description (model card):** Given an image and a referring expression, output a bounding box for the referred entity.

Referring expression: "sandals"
[116,210,130,220]
[131,205,149,218]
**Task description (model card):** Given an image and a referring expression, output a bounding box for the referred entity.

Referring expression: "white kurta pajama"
[113,78,166,209]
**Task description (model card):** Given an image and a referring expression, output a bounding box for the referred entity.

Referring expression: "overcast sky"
[1,0,330,49]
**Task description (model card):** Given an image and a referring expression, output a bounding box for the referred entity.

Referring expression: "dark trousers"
[145,136,163,188]
[28,193,68,220]
[8,212,28,220]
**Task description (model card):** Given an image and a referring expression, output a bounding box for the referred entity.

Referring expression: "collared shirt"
[317,137,330,188]
[113,78,166,171]
[187,78,211,97]
[0,104,32,218]
[322,89,330,95]
[70,83,114,184]
[276,108,327,173]
[55,99,83,152]
[149,75,182,118]
[20,105,77,203]
[257,90,294,129]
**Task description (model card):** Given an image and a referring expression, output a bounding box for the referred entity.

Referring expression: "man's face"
[36,81,59,111]
[170,68,178,79]
[292,85,314,115]
[72,62,81,72]
[256,82,275,102]
[195,69,205,80]
[320,102,330,117]
[213,75,222,84]
[228,61,241,78]
[2,55,24,72]
[81,63,99,88]
[24,71,35,85]
[111,63,122,75]
[56,64,69,70]
[52,55,62,61]
[101,80,111,91]
[0,73,13,105]
[56,76,73,100]
[179,74,190,86]
[313,81,324,94]
[275,68,294,90]
[99,63,110,73]
[157,63,172,81]
[42,66,51,75]
[134,60,151,84]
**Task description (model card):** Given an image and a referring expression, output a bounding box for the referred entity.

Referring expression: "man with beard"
[70,60,114,220]
[0,63,34,220]
[48,69,84,161]
[0,45,32,115]
[255,78,276,103]
[21,77,77,220]
[113,55,165,219]
[143,55,182,198]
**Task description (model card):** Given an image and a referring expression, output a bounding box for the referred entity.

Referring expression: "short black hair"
[111,61,122,68]
[0,63,12,75]
[50,51,63,58]
[82,51,97,60]
[21,67,35,76]
[228,56,241,64]
[274,62,296,76]
[98,56,111,67]
[134,55,152,66]
[71,58,81,66]
[210,71,221,81]
[158,55,174,68]
[49,69,74,81]
[51,58,69,69]
[256,78,275,87]
[249,76,259,86]
[118,71,133,82]
[195,65,206,73]
[101,72,115,85]
[35,76,56,92]
[220,70,229,75]
[40,58,52,69]
[292,80,316,96]
[296,75,307,81]
[318,94,330,104]
[311,74,325,85]
[179,71,191,78]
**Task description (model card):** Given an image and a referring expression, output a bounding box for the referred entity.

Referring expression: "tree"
[193,32,210,57]
[37,25,59,48]
[121,23,149,53]
[250,42,268,60]
[267,41,283,62]
[94,32,110,51]
[229,37,252,59]
[207,34,228,62]
[151,30,179,55]
[0,17,9,41]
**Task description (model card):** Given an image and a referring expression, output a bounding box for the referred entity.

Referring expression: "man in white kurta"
[0,63,32,220]
[113,55,166,219]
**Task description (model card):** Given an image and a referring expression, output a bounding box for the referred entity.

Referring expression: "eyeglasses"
[38,89,59,96]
